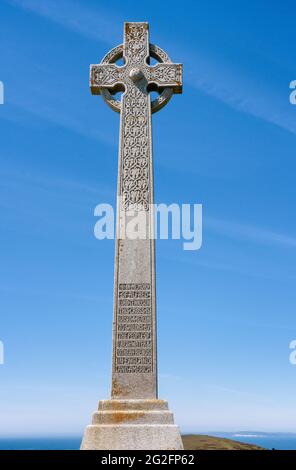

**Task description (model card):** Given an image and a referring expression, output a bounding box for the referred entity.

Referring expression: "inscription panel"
[115,282,153,373]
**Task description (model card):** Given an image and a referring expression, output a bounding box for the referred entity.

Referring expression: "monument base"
[80,399,183,450]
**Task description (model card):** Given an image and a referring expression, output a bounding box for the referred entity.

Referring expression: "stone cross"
[81,22,183,450]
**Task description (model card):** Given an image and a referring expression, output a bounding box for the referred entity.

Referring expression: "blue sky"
[1,0,296,436]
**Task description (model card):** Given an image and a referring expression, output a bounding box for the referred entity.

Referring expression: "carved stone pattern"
[146,64,182,85]
[101,44,123,64]
[125,23,148,60]
[98,42,174,113]
[119,24,151,211]
[115,283,152,373]
[120,87,150,210]
[91,64,123,87]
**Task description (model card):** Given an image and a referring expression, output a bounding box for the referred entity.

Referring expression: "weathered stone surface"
[81,400,183,450]
[81,22,183,450]
[81,424,183,450]
[93,399,174,425]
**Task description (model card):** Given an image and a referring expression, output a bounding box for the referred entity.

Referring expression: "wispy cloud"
[184,46,296,136]
[161,251,295,282]
[6,99,115,146]
[0,168,113,199]
[0,284,106,303]
[191,76,296,136]
[159,373,182,381]
[6,0,296,139]
[206,383,269,401]
[0,39,115,145]
[0,169,113,243]
[160,216,296,282]
[205,216,296,248]
[6,0,118,44]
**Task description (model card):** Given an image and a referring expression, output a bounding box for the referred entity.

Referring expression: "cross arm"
[144,63,183,94]
[90,64,125,95]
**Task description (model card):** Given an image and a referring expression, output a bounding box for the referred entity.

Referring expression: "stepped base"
[80,399,183,450]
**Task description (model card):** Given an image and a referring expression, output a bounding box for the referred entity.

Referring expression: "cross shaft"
[90,22,182,399]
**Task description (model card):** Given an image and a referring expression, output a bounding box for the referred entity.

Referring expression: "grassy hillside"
[182,434,265,450]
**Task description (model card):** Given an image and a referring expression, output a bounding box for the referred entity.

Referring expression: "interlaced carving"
[90,23,182,375]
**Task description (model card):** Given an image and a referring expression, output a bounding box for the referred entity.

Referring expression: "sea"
[0,433,296,450]
[211,432,296,450]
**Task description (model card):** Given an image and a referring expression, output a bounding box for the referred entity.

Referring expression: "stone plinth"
[81,399,183,450]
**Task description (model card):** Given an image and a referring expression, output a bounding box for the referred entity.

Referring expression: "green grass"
[181,434,265,450]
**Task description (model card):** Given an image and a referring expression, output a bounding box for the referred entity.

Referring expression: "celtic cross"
[90,22,182,399]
